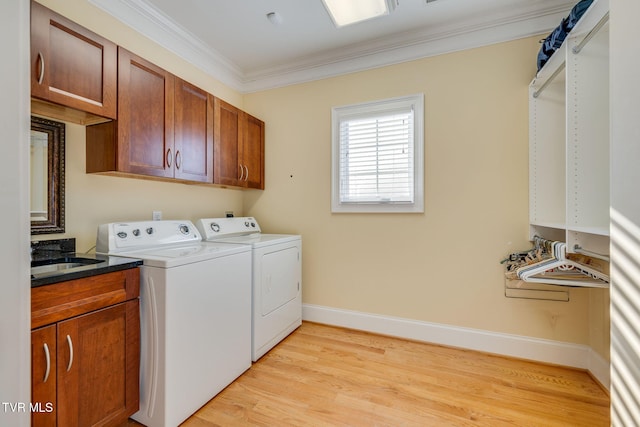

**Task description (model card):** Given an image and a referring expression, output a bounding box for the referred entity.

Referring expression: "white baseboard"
[302,304,610,390]
[586,347,611,390]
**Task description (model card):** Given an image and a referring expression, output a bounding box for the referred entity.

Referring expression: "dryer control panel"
[196,217,261,240]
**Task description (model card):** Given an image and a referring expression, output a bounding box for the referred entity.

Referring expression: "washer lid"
[113,242,250,268]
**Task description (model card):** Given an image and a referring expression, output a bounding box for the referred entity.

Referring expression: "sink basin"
[31,256,105,276]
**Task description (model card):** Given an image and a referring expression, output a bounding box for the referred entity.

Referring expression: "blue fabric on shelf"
[567,0,595,31]
[536,0,595,72]
[537,19,568,71]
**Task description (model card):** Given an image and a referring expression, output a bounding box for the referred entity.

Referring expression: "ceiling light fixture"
[322,0,398,28]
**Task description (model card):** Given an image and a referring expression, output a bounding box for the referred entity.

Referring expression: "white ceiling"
[89,0,576,93]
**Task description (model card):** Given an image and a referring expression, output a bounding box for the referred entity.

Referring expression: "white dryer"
[196,217,302,361]
[96,220,252,427]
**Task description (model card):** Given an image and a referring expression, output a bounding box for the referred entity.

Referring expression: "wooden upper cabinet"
[31,1,266,188]
[86,49,215,183]
[86,47,175,179]
[30,1,117,120]
[214,97,265,189]
[214,98,242,187]
[117,47,175,178]
[243,113,265,189]
[174,78,214,183]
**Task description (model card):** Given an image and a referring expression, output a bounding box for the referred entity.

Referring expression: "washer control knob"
[244,221,250,228]
[132,229,140,237]
[179,224,190,235]
[117,231,127,239]
[251,222,256,228]
[210,222,220,233]
[146,227,154,235]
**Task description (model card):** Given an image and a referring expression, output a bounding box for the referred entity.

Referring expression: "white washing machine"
[96,220,251,427]
[196,217,302,361]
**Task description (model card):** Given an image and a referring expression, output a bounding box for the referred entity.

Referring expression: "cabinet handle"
[166,148,172,168]
[238,164,244,181]
[175,150,181,170]
[244,165,249,182]
[66,335,74,372]
[37,52,45,85]
[43,343,51,383]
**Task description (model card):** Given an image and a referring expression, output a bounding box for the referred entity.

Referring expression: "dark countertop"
[31,253,142,287]
[30,238,142,287]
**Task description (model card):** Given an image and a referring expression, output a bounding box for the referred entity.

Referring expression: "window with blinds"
[331,94,424,213]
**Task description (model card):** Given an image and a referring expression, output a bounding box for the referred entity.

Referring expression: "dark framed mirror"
[31,116,65,235]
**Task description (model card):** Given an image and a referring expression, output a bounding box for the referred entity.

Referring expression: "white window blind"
[339,108,414,204]
[331,94,424,213]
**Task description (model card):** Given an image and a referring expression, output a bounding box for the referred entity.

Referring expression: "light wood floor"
[130,322,610,426]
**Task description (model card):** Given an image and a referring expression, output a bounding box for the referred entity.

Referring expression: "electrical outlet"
[152,211,162,221]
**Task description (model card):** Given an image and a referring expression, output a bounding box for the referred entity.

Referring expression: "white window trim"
[331,93,424,213]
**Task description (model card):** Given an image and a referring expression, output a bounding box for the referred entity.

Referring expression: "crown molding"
[89,0,574,93]
[242,6,571,92]
[88,0,245,91]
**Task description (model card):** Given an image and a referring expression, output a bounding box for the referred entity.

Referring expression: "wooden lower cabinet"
[31,270,140,427]
[31,325,57,427]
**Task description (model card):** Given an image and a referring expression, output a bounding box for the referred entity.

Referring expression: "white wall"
[610,0,640,423]
[0,0,31,425]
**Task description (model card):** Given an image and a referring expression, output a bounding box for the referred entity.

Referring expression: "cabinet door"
[57,300,140,427]
[117,47,175,178]
[30,1,116,119]
[214,97,242,187]
[242,113,265,189]
[174,78,214,183]
[31,325,57,427]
